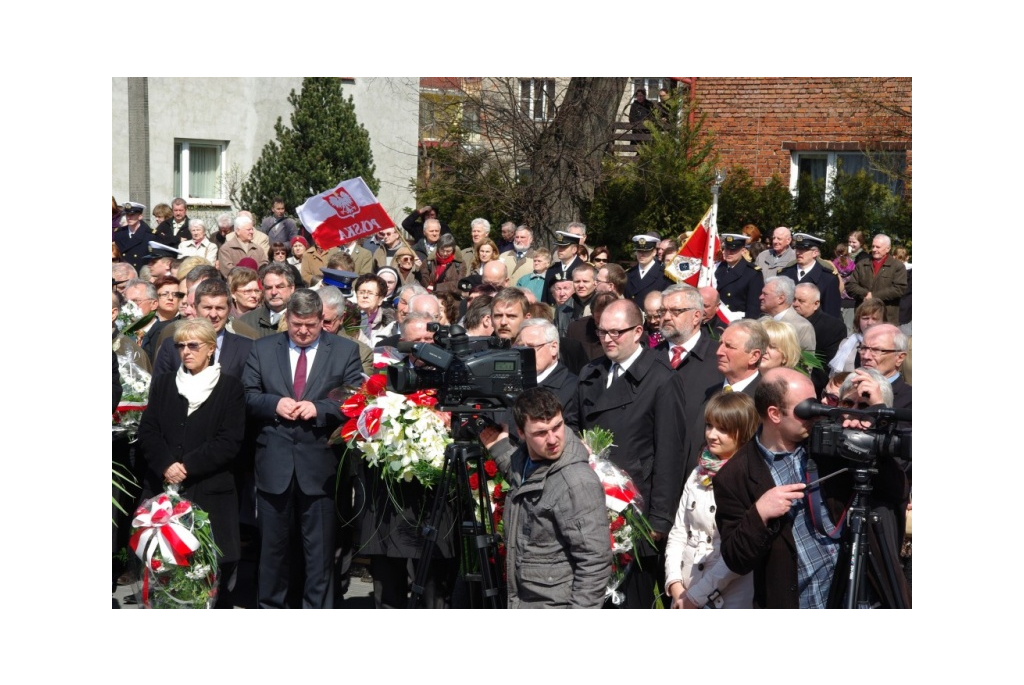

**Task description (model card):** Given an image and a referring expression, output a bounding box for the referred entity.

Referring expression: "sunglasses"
[174,342,207,351]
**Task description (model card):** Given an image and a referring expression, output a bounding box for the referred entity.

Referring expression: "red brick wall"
[691,77,912,187]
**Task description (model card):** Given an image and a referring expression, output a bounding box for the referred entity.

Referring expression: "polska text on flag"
[296,177,395,251]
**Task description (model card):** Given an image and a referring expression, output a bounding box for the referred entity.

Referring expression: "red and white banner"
[296,177,395,251]
[665,206,719,288]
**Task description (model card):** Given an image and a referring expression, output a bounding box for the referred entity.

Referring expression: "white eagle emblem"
[325,188,360,219]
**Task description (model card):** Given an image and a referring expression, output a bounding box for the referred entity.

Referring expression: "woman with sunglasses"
[391,245,422,286]
[589,246,610,267]
[137,319,245,605]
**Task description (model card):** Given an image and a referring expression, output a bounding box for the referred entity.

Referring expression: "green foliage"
[587,102,719,252]
[790,169,912,256]
[413,134,513,248]
[241,78,379,220]
[718,167,794,233]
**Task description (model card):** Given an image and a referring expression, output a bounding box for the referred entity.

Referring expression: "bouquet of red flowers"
[330,374,452,487]
[127,486,220,609]
[581,427,655,605]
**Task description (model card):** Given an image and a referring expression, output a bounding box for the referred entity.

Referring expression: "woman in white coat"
[665,392,759,609]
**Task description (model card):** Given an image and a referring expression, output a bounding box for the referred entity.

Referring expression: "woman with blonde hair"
[758,318,801,370]
[471,239,499,274]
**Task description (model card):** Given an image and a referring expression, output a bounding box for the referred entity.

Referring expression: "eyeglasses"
[129,297,155,306]
[174,342,207,351]
[857,345,899,356]
[657,307,698,317]
[158,291,180,299]
[592,257,608,264]
[839,398,872,409]
[821,392,840,406]
[517,340,554,350]
[237,287,261,295]
[595,326,640,340]
[356,289,381,297]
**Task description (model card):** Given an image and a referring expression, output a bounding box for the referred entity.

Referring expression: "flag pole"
[700,168,726,287]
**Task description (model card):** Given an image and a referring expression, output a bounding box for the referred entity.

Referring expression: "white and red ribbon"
[129,494,200,568]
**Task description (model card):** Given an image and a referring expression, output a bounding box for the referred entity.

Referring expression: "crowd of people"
[113,195,911,609]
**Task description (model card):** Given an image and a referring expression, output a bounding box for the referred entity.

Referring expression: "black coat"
[654,332,724,418]
[574,348,688,539]
[805,309,848,368]
[780,262,843,319]
[715,259,763,319]
[680,373,762,484]
[114,221,162,271]
[137,373,246,563]
[624,262,672,307]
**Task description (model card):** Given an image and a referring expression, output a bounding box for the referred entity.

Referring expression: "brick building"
[676,77,912,195]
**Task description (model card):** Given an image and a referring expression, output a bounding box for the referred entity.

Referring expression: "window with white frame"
[519,79,555,122]
[174,140,227,202]
[632,78,669,97]
[789,150,906,198]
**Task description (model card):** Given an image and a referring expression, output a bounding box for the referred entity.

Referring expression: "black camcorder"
[386,324,536,413]
[795,399,911,464]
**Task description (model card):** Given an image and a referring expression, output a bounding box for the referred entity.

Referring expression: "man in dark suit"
[713,368,909,608]
[655,284,724,416]
[714,234,763,319]
[541,231,585,304]
[517,318,578,429]
[793,282,848,393]
[623,234,672,307]
[680,319,768,483]
[574,299,687,608]
[780,233,842,318]
[243,289,364,608]
[114,202,166,271]
[240,263,297,338]
[153,279,253,379]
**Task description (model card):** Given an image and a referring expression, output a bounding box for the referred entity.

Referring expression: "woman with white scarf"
[137,319,245,605]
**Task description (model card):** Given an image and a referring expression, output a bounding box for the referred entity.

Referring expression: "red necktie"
[293,347,307,399]
[670,346,684,369]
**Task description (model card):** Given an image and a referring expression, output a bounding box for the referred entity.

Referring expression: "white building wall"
[112,77,418,222]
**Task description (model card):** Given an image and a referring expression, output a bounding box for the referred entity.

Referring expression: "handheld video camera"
[794,400,911,464]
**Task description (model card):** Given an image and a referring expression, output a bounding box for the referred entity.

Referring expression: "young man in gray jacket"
[481,387,610,608]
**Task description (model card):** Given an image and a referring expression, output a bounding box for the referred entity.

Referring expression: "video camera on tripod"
[794,400,911,465]
[385,323,537,607]
[794,399,911,609]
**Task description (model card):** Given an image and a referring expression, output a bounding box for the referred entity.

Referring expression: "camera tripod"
[408,412,505,609]
[829,464,908,609]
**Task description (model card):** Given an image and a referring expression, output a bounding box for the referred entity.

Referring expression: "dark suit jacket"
[805,309,848,365]
[153,331,254,380]
[574,348,688,539]
[681,373,761,483]
[558,335,589,377]
[623,262,672,307]
[542,256,584,304]
[891,374,912,412]
[239,304,284,339]
[137,373,246,562]
[566,316,604,361]
[780,262,842,319]
[243,332,364,496]
[655,332,723,417]
[715,259,763,319]
[114,221,161,271]
[540,363,578,429]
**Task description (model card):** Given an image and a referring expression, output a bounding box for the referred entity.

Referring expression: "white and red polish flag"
[296,177,395,250]
[664,205,720,288]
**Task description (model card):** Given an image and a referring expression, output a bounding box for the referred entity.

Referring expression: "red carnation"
[610,515,625,532]
[493,482,503,499]
[484,460,498,477]
[468,473,480,491]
